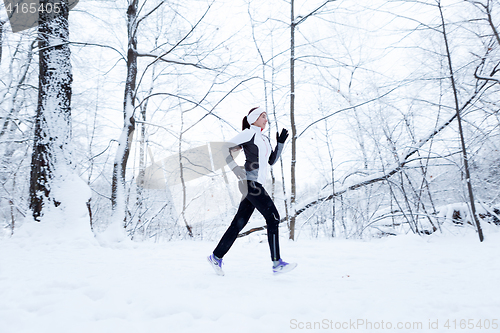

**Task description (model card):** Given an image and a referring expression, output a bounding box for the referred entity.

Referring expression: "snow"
[15,172,93,244]
[436,203,490,226]
[1,225,500,333]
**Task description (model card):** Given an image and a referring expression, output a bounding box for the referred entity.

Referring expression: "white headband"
[246,107,264,125]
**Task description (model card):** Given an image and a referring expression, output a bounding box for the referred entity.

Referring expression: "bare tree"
[247,4,291,235]
[110,0,139,229]
[110,0,216,236]
[177,100,194,238]
[437,0,484,241]
[289,0,335,240]
[0,38,35,233]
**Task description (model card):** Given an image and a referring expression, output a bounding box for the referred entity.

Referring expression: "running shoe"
[273,259,297,275]
[207,254,225,276]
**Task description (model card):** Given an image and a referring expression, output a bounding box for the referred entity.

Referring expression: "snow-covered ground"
[1,225,500,333]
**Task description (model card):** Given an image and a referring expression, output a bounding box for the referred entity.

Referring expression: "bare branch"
[133,1,215,99]
[135,52,214,70]
[42,41,127,62]
[295,0,337,26]
[150,1,213,61]
[182,77,261,134]
[475,72,500,83]
[136,0,168,30]
[297,84,402,139]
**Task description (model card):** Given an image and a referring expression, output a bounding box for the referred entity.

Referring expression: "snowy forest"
[1,0,499,242]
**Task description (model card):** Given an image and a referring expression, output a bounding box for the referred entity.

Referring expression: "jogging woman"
[207,107,297,276]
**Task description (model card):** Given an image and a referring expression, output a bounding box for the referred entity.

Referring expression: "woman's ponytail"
[242,116,250,130]
[242,107,260,130]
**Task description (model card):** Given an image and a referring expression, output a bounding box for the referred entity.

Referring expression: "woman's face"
[253,112,267,129]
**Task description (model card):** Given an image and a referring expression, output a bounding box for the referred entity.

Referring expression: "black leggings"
[213,180,281,261]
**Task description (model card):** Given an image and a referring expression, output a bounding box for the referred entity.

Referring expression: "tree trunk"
[0,20,4,65]
[438,1,484,242]
[136,94,147,236]
[289,0,297,240]
[324,120,335,237]
[29,0,72,220]
[111,0,138,227]
[179,106,193,238]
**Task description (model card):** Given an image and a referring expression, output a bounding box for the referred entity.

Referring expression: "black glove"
[277,128,289,143]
